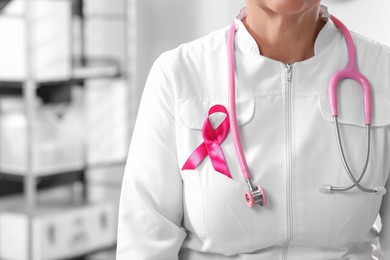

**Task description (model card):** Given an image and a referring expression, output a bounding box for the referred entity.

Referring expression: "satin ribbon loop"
[182,104,232,178]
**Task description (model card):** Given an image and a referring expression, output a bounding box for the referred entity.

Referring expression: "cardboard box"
[0,202,116,260]
[0,0,71,81]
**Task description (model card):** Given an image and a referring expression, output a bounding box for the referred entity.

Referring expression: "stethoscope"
[227,15,387,208]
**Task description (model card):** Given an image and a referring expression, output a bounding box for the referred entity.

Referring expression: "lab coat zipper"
[282,64,293,260]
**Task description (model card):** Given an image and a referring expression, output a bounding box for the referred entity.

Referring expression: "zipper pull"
[285,64,293,82]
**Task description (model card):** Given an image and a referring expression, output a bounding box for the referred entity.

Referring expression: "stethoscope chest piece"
[245,184,267,207]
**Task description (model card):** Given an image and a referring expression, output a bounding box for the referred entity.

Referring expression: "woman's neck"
[243,3,325,64]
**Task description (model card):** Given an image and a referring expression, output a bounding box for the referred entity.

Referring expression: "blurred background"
[0,0,388,259]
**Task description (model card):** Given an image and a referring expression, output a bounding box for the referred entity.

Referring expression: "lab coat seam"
[200,168,208,238]
[155,55,190,238]
[160,52,191,184]
[176,95,285,101]
[252,93,285,97]
[154,54,178,121]
[317,94,390,98]
[294,94,390,99]
[291,86,297,246]
[284,63,294,260]
[159,51,180,102]
[293,95,323,98]
[281,64,289,260]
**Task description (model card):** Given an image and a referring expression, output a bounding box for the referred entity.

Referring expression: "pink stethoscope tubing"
[227,15,385,208]
[228,22,267,207]
[327,14,372,125]
[323,15,384,195]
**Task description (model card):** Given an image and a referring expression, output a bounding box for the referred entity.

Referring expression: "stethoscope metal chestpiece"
[245,179,267,207]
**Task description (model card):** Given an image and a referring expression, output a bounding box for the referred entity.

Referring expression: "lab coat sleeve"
[380,48,390,259]
[116,54,187,260]
[380,179,390,259]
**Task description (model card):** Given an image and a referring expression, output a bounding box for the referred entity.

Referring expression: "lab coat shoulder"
[157,26,229,99]
[352,31,390,94]
[163,25,228,64]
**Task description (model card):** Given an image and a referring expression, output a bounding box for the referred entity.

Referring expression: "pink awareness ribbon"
[181,104,232,179]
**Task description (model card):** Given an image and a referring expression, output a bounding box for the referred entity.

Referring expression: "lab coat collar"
[234,5,337,61]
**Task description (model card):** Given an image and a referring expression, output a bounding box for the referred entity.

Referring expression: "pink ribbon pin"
[181,104,232,179]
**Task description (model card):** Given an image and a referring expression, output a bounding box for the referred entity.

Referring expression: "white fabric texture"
[117,6,390,260]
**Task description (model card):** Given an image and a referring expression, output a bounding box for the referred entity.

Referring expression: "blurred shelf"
[87,159,126,170]
[0,0,127,258]
[0,169,86,197]
[68,244,116,260]
[83,13,126,20]
[72,57,122,80]
[0,59,121,103]
[0,58,121,90]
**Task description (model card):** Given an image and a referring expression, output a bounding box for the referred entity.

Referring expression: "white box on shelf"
[85,79,130,165]
[88,184,121,206]
[0,202,116,260]
[0,0,71,81]
[0,96,85,176]
[87,166,124,207]
[85,19,126,69]
[85,163,124,231]
[87,183,121,232]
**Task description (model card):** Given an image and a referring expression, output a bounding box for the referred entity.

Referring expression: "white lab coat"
[117,6,390,260]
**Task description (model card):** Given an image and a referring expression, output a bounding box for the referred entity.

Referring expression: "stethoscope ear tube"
[322,15,385,196]
[328,14,372,125]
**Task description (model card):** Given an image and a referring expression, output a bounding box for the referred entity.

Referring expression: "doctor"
[117,0,390,259]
